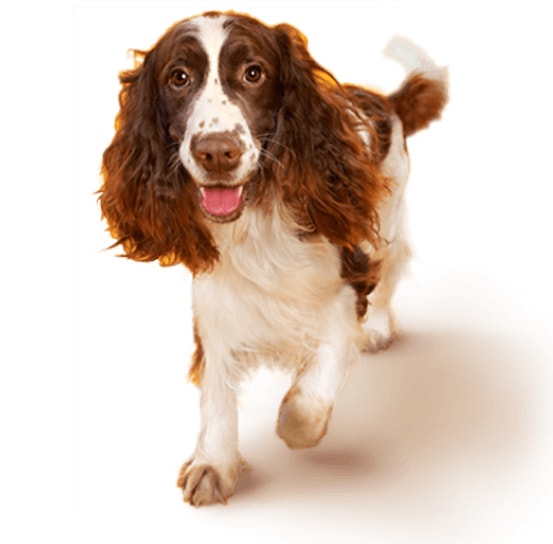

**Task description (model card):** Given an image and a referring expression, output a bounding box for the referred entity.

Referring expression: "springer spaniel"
[99,11,447,506]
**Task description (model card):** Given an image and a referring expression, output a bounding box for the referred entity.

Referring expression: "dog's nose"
[192,134,243,174]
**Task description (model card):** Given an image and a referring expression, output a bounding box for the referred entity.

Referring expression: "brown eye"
[169,68,189,88]
[243,64,263,84]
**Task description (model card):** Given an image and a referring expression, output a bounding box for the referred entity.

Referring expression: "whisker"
[259,147,285,171]
[259,133,295,156]
[167,150,183,176]
[257,134,296,172]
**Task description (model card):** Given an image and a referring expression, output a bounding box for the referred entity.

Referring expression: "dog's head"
[100,12,385,273]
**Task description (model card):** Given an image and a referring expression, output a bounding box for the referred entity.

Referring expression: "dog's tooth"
[237,186,244,197]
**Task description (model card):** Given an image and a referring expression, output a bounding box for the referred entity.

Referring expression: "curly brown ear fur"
[268,24,388,249]
[99,47,218,273]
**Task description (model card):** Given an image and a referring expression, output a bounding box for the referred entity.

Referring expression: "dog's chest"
[193,211,344,352]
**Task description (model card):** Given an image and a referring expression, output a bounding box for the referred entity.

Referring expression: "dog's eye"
[243,65,263,84]
[169,69,190,89]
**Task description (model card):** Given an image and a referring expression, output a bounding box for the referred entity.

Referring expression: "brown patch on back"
[345,85,395,163]
[389,73,448,137]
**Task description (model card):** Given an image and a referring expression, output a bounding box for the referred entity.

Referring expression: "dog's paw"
[362,308,399,353]
[363,328,393,353]
[177,458,244,507]
[276,386,333,449]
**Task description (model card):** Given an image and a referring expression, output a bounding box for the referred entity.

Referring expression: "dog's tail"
[385,36,448,137]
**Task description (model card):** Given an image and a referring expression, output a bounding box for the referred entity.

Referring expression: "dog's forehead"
[191,14,230,67]
[187,13,276,60]
[159,14,227,67]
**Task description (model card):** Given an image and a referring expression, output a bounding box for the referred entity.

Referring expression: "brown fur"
[265,24,389,250]
[389,72,448,137]
[188,323,205,386]
[99,25,219,274]
[345,85,395,163]
[99,12,448,508]
[99,15,391,271]
[340,246,381,319]
[99,11,446,388]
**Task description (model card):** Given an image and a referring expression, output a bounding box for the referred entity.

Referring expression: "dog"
[99,10,447,506]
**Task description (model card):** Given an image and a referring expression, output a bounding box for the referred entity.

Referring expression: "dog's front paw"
[276,386,333,449]
[177,458,244,507]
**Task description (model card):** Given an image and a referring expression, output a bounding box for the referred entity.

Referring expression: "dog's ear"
[99,47,218,273]
[268,24,388,249]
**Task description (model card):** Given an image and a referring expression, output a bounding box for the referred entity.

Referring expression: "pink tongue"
[200,187,243,216]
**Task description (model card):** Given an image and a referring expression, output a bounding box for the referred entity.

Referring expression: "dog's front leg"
[276,286,360,449]
[177,351,244,506]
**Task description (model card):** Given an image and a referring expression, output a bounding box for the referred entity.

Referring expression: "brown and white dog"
[99,11,447,506]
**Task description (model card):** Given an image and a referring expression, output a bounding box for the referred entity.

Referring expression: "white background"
[2,1,553,543]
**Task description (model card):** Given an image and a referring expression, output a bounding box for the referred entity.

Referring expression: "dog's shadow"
[234,326,537,514]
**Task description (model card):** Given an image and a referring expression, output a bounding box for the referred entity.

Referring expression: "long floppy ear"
[269,24,388,249]
[99,49,218,273]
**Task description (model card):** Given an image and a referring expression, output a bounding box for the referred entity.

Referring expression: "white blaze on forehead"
[193,15,234,130]
[195,14,229,79]
[180,14,260,186]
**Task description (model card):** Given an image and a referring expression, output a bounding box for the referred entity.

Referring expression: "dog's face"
[100,11,388,271]
[153,14,282,223]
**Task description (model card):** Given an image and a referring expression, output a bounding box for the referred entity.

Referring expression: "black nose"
[191,133,243,174]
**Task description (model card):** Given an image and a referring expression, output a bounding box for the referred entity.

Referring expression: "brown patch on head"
[219,14,283,142]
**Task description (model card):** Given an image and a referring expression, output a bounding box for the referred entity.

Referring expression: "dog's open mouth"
[198,184,246,222]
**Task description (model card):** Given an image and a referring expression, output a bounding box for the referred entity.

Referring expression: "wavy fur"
[99,11,448,507]
[100,33,219,273]
[99,17,391,271]
[267,24,388,248]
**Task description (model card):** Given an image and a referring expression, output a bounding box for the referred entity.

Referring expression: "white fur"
[385,35,446,82]
[181,205,363,501]
[194,206,359,361]
[188,115,412,477]
[363,116,411,351]
[179,15,260,186]
[178,18,432,505]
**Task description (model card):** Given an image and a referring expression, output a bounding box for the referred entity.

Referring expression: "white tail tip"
[384,35,446,82]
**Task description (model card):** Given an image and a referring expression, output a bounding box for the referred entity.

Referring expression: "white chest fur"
[193,208,348,361]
